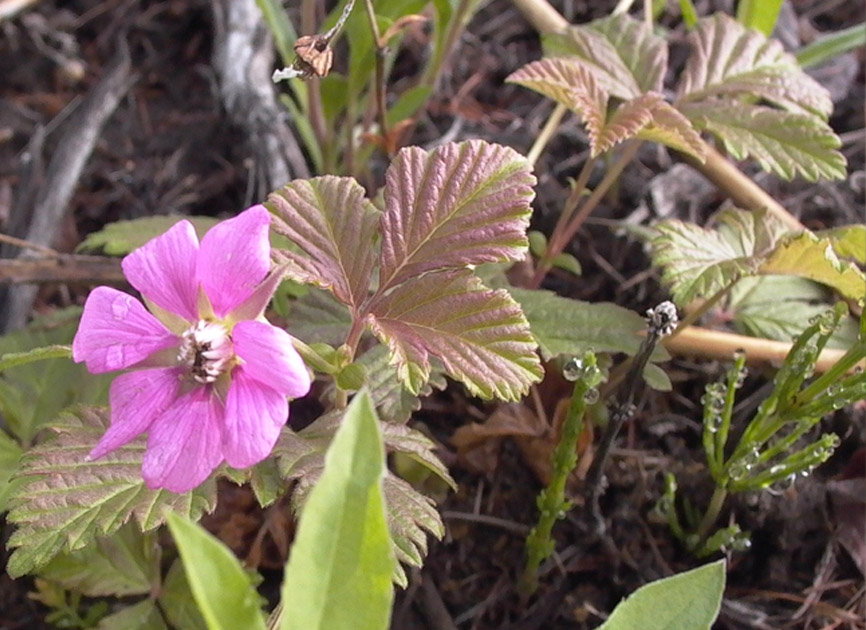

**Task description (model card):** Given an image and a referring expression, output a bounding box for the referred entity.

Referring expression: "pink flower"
[73,206,311,493]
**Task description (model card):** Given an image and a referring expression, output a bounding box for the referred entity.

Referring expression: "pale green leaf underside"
[6,407,217,577]
[597,560,725,630]
[589,14,668,94]
[680,102,846,182]
[167,513,267,630]
[76,216,220,255]
[761,232,866,301]
[378,140,535,291]
[370,270,543,401]
[281,391,393,630]
[677,13,832,118]
[268,176,379,311]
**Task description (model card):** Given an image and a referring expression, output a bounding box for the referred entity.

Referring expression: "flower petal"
[197,205,271,317]
[223,367,287,468]
[73,287,178,373]
[142,387,224,493]
[89,368,182,460]
[122,220,200,321]
[233,320,311,398]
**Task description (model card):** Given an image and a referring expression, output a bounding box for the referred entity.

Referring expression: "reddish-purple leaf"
[377,140,535,292]
[507,58,607,144]
[677,13,832,119]
[369,270,542,400]
[268,176,378,312]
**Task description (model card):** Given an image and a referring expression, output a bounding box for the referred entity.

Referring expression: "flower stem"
[526,103,568,168]
[696,486,727,544]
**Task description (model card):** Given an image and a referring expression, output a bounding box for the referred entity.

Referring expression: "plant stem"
[362,0,390,155]
[509,0,568,33]
[301,0,328,154]
[526,103,568,168]
[696,486,727,544]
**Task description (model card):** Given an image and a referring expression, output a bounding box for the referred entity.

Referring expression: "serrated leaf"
[369,270,542,400]
[380,423,455,489]
[818,225,866,264]
[544,13,667,98]
[509,288,671,390]
[284,288,352,347]
[0,308,112,445]
[280,391,393,630]
[634,98,706,160]
[158,560,208,630]
[729,276,859,349]
[39,523,158,597]
[378,140,535,291]
[355,345,447,424]
[679,102,846,181]
[651,207,791,305]
[382,473,444,587]
[6,407,217,577]
[507,58,608,144]
[96,599,168,630]
[76,216,220,255]
[761,232,866,301]
[597,560,725,630]
[677,13,832,118]
[167,512,267,630]
[268,176,379,312]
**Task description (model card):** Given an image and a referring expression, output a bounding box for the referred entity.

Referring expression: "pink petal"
[223,367,287,468]
[142,387,224,493]
[197,205,271,318]
[89,368,182,460]
[73,287,178,373]
[233,320,311,398]
[122,220,200,322]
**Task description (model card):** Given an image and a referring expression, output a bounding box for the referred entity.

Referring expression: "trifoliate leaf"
[544,13,667,98]
[761,232,866,301]
[369,270,543,400]
[268,176,379,312]
[680,102,846,181]
[507,58,608,145]
[677,13,832,118]
[6,407,217,577]
[651,207,791,305]
[77,216,220,255]
[378,140,535,291]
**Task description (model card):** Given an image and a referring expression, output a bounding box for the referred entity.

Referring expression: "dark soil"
[1,1,864,629]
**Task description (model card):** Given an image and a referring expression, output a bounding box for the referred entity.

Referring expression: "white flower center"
[178,320,234,384]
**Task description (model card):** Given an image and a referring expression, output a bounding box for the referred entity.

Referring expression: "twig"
[0,256,124,284]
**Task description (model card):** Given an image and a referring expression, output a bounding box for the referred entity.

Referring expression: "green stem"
[696,486,727,544]
[526,103,567,168]
[0,345,72,372]
[362,0,390,154]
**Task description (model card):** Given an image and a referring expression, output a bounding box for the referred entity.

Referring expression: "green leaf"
[597,560,725,630]
[285,289,353,347]
[378,140,535,291]
[380,423,455,490]
[796,23,866,69]
[6,407,217,577]
[728,276,860,349]
[551,252,582,276]
[76,216,221,255]
[818,224,866,263]
[650,207,791,306]
[678,0,698,28]
[0,307,113,445]
[679,102,846,181]
[509,288,671,390]
[544,14,667,98]
[369,270,543,400]
[39,523,158,597]
[633,98,706,161]
[386,85,433,126]
[157,560,208,630]
[736,0,783,36]
[167,512,267,630]
[677,13,832,118]
[0,429,23,513]
[280,390,394,630]
[268,177,379,312]
[96,599,167,630]
[761,232,866,301]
